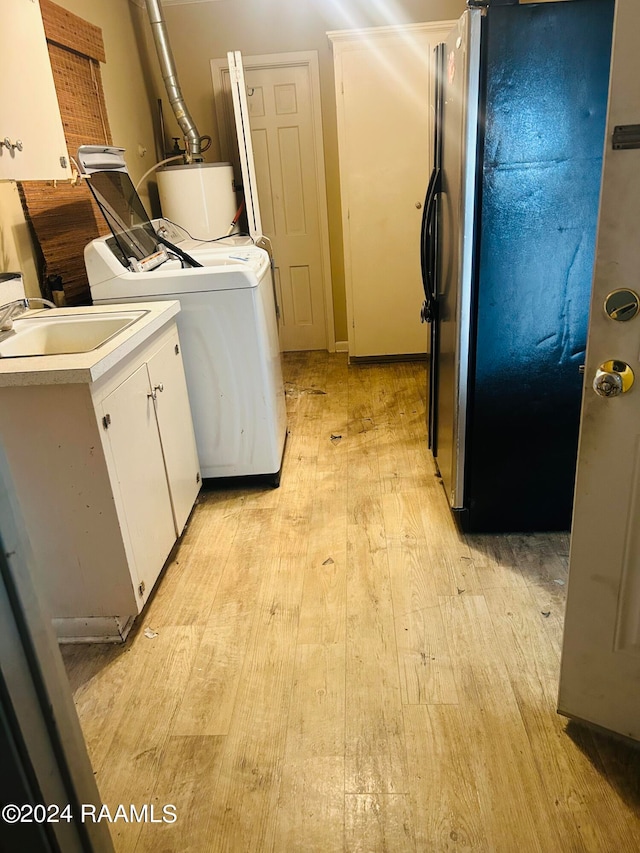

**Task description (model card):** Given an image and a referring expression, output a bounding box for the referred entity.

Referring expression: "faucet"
[0,297,56,331]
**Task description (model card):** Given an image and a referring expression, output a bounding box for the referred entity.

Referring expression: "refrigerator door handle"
[420,166,441,323]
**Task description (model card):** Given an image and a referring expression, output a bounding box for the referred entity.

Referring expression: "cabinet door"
[146,332,201,535]
[0,0,69,181]
[101,364,175,607]
[331,23,453,357]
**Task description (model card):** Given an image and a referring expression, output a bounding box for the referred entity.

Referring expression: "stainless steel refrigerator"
[420,0,614,532]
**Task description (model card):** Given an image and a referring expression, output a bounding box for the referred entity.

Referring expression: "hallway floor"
[62,352,640,852]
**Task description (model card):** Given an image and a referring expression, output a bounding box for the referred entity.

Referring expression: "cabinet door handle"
[154,383,164,393]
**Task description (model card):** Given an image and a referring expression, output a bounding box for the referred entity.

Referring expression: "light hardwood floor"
[62,352,640,853]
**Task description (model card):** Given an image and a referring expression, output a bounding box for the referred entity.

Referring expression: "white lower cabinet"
[0,320,200,642]
[100,360,177,610]
[145,334,202,534]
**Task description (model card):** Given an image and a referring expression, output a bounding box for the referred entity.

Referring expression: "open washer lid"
[77,145,201,271]
[227,51,263,242]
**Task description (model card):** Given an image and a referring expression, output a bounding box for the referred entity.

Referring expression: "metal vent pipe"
[144,0,202,161]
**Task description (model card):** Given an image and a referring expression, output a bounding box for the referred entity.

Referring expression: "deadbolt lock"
[593,360,634,397]
[604,289,640,321]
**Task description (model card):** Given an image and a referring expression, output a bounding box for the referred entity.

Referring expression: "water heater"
[157,162,238,240]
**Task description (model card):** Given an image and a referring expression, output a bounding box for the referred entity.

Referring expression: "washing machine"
[79,146,286,483]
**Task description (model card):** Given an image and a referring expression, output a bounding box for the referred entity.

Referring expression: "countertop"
[0,301,180,387]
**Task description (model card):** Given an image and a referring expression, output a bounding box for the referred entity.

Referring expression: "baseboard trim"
[349,353,428,365]
[53,615,135,644]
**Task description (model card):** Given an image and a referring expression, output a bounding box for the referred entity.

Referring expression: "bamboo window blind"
[19,0,112,305]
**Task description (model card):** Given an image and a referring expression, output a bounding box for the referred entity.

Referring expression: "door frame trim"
[211,50,336,352]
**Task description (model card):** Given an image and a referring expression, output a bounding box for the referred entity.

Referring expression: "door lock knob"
[593,360,634,397]
[593,371,623,397]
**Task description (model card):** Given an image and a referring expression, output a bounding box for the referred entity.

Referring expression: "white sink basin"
[0,311,147,358]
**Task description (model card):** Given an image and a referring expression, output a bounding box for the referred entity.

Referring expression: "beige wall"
[1,0,465,335]
[56,0,158,190]
[144,0,466,341]
[0,183,40,298]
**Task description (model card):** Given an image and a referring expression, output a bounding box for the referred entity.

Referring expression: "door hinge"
[175,343,180,355]
[138,580,146,598]
[196,472,201,483]
[102,413,111,430]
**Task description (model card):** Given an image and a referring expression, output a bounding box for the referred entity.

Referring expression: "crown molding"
[129,0,227,6]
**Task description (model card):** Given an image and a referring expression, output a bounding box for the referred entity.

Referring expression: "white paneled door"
[244,64,327,351]
[212,53,333,352]
[558,0,640,742]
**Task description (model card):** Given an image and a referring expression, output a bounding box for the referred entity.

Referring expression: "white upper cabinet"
[0,0,70,181]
